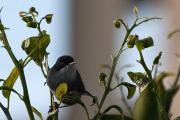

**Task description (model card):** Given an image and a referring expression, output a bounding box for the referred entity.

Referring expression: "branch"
[0,102,12,120]
[136,17,162,27]
[0,19,35,120]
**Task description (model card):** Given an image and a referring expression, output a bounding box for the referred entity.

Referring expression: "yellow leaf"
[55,83,68,101]
[2,67,19,99]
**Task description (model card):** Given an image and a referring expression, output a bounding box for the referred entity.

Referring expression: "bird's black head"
[53,55,75,71]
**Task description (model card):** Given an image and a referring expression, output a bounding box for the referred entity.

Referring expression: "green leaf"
[135,37,154,52]
[127,72,150,92]
[133,82,160,120]
[21,34,50,66]
[101,114,133,120]
[155,72,174,84]
[116,82,136,99]
[45,14,53,24]
[123,83,136,99]
[155,72,177,113]
[2,67,19,99]
[153,52,162,65]
[27,21,37,28]
[22,16,33,23]
[31,106,43,120]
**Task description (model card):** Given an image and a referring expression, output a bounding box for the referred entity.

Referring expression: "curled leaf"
[21,34,50,66]
[122,82,136,99]
[153,52,162,65]
[113,82,136,99]
[127,72,150,92]
[135,37,154,52]
[45,14,53,24]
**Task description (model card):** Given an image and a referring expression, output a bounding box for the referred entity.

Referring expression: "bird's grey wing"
[68,71,86,94]
[47,69,65,91]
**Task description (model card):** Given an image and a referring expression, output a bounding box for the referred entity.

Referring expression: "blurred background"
[0,0,180,120]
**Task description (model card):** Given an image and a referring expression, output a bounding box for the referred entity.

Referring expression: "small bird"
[47,55,94,102]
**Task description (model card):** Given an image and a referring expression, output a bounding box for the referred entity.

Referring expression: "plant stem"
[0,102,12,120]
[0,21,35,120]
[93,17,161,120]
[138,51,169,120]
[94,24,136,120]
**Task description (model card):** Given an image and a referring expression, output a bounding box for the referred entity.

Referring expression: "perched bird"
[47,55,94,101]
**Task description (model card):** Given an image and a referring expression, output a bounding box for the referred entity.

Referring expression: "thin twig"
[0,19,35,120]
[0,102,12,120]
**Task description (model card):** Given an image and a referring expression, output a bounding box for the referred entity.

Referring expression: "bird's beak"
[69,61,76,65]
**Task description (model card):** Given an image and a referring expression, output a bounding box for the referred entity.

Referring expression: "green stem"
[0,102,12,120]
[0,21,35,120]
[138,51,169,120]
[93,17,161,120]
[94,24,136,120]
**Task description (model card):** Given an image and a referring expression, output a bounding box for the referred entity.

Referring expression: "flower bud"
[113,18,121,28]
[98,72,107,86]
